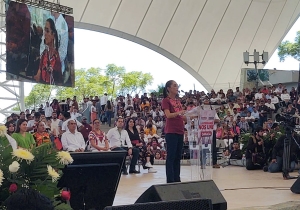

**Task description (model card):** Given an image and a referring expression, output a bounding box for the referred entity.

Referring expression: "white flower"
[56,151,73,165]
[9,161,20,173]
[12,148,34,164]
[47,165,60,182]
[0,125,7,137]
[0,169,4,186]
[263,133,267,136]
[277,132,282,135]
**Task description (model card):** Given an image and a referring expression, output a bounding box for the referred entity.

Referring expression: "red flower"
[61,190,71,201]
[9,183,17,193]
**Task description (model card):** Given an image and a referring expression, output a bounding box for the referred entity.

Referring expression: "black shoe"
[263,166,268,172]
[129,170,140,174]
[122,170,128,175]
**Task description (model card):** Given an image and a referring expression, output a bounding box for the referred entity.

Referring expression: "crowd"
[4,82,300,176]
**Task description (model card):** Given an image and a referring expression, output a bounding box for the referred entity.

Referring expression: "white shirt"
[101,95,108,105]
[51,119,61,136]
[255,93,263,99]
[265,103,275,110]
[106,127,132,148]
[44,106,53,118]
[62,118,83,132]
[61,130,85,151]
[70,112,81,120]
[270,96,279,104]
[281,93,291,101]
[27,120,45,132]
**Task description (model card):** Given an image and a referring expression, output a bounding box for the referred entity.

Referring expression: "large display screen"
[6,1,74,87]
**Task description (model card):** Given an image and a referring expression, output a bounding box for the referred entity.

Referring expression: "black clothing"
[246,135,264,158]
[272,134,300,162]
[230,149,242,159]
[126,129,141,146]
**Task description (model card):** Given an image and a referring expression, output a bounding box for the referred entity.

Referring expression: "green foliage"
[10,64,154,112]
[278,31,300,61]
[56,68,111,101]
[150,83,165,96]
[0,141,68,208]
[119,71,153,95]
[25,84,52,109]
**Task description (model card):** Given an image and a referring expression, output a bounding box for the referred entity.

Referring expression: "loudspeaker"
[104,199,212,210]
[291,177,300,193]
[135,180,227,210]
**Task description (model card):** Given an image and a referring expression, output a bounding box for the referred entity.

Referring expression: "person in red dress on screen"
[34,18,62,85]
[161,80,186,183]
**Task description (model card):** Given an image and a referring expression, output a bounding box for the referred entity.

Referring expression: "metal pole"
[19,81,25,111]
[254,62,258,90]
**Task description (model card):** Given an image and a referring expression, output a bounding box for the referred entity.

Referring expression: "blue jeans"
[268,156,296,173]
[165,133,183,183]
[106,111,113,127]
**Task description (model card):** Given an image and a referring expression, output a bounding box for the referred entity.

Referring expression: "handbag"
[54,137,63,151]
[251,136,266,166]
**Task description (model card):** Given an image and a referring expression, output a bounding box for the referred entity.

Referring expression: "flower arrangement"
[0,124,73,209]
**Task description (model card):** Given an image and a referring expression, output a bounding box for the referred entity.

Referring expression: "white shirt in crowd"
[51,118,61,136]
[254,92,263,99]
[27,120,45,132]
[270,96,279,104]
[275,87,283,94]
[70,112,81,120]
[106,127,132,148]
[101,95,108,105]
[61,130,85,151]
[44,106,53,118]
[281,93,291,101]
[245,115,255,122]
[62,118,83,132]
[265,103,275,110]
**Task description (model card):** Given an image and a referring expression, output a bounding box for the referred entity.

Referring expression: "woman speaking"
[162,80,185,183]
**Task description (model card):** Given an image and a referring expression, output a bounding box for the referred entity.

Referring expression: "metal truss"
[14,0,73,14]
[0,0,24,120]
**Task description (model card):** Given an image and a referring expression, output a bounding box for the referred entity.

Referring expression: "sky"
[1,17,300,123]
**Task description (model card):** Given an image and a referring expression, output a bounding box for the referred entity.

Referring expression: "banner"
[186,108,215,181]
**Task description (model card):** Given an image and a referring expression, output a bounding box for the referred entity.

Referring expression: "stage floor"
[114,165,300,209]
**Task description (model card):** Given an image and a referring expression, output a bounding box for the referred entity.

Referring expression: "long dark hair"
[15,119,27,133]
[46,18,59,50]
[5,120,15,135]
[125,118,138,133]
[107,100,112,109]
[163,80,174,98]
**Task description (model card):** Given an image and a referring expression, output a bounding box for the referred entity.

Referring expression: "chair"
[125,156,143,172]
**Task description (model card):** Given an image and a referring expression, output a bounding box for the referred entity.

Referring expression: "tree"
[150,83,165,97]
[25,84,52,109]
[105,64,125,96]
[278,31,300,61]
[55,68,112,101]
[119,71,153,95]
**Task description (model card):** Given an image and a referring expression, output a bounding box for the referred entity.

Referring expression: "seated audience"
[61,120,85,152]
[87,119,109,152]
[12,119,35,150]
[32,121,51,146]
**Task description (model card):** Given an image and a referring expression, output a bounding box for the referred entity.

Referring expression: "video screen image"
[6,1,74,87]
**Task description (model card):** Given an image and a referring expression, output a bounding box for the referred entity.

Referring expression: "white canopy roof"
[60,0,300,91]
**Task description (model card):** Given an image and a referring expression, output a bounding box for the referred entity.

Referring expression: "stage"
[114,165,300,209]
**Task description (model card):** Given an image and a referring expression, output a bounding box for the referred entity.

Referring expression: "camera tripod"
[282,127,298,180]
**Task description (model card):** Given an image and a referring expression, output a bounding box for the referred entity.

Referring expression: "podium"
[185,107,216,181]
